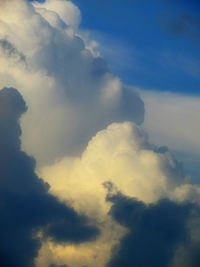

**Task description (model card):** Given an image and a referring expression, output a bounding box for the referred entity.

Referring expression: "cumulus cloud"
[39,122,200,267]
[34,0,81,29]
[41,122,199,206]
[0,0,144,166]
[0,87,99,267]
[1,1,200,267]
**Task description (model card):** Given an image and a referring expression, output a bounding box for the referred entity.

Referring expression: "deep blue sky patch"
[72,0,200,95]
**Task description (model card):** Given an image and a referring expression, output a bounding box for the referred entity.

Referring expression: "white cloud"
[34,0,81,29]
[0,0,144,165]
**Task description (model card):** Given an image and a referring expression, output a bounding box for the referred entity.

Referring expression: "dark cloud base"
[106,190,200,267]
[0,87,99,267]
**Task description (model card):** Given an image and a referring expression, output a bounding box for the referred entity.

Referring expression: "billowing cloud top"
[0,0,144,165]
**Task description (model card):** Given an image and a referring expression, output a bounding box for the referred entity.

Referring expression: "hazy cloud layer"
[140,89,200,179]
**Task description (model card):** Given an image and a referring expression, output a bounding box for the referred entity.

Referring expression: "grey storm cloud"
[105,188,200,267]
[0,87,99,267]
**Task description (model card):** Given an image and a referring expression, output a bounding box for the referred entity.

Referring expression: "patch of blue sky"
[72,0,200,95]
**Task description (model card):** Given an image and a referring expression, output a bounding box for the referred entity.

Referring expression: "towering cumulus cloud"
[40,122,200,267]
[0,0,200,267]
[0,0,144,165]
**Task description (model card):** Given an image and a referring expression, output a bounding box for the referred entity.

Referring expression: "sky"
[73,0,200,94]
[0,0,200,267]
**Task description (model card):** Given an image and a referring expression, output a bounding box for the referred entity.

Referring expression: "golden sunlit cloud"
[38,122,200,266]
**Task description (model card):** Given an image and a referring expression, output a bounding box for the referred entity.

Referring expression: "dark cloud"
[106,189,200,267]
[0,87,99,267]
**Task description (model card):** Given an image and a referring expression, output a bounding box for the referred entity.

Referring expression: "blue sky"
[72,0,200,95]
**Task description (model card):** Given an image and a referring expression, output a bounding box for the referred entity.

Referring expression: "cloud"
[0,87,99,267]
[106,190,200,267]
[139,89,200,179]
[0,0,144,166]
[34,0,81,29]
[1,1,200,267]
[39,121,200,266]
[41,121,199,206]
[0,39,26,62]
[140,90,200,154]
